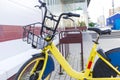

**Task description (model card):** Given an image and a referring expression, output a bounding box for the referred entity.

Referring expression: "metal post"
[112,0,114,14]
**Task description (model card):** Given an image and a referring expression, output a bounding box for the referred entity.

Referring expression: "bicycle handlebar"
[34,0,46,10]
[38,0,80,41]
[64,12,80,17]
[38,0,42,3]
[88,28,111,35]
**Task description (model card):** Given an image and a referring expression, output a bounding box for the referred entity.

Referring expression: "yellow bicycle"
[15,0,120,80]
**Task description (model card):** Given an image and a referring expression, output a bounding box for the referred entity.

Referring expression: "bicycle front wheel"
[15,54,51,80]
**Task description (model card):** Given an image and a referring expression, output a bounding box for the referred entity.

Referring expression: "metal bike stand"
[58,29,84,74]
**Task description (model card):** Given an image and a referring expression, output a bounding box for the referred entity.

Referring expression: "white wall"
[0,0,43,25]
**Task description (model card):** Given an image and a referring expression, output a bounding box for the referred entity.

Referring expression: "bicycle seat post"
[93,34,100,44]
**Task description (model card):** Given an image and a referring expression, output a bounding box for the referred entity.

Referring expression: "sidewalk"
[50,32,93,80]
[1,32,120,80]
[50,32,120,80]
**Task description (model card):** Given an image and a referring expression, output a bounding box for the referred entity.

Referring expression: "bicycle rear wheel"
[93,58,117,78]
[15,54,51,80]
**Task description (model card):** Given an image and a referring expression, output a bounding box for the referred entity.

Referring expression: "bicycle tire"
[93,58,117,78]
[15,54,51,80]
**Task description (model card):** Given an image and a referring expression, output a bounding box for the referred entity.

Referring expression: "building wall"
[0,25,23,42]
[0,0,88,42]
[0,0,43,41]
[0,0,42,25]
[43,0,88,27]
[109,7,120,16]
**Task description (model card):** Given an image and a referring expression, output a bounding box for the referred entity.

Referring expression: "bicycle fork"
[30,50,55,80]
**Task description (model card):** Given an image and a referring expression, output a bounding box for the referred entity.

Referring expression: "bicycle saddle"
[88,28,111,35]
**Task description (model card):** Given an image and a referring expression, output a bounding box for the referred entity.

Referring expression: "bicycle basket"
[23,22,47,49]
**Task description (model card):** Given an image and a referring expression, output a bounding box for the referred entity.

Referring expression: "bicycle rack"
[59,28,84,74]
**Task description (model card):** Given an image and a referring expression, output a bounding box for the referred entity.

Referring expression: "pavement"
[50,31,120,80]
[1,30,120,80]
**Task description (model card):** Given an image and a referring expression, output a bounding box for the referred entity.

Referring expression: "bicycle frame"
[40,36,120,80]
[20,1,120,80]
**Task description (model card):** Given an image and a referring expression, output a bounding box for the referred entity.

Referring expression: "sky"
[88,0,120,22]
